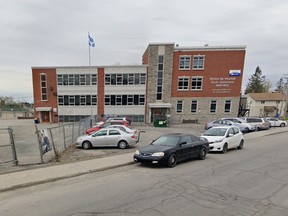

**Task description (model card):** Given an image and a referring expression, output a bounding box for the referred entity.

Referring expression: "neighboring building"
[245,92,286,117]
[32,43,246,124]
[0,104,33,120]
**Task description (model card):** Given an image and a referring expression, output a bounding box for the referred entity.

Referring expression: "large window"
[191,100,198,113]
[157,56,164,100]
[210,100,217,113]
[57,74,97,86]
[105,73,146,85]
[176,100,183,113]
[178,77,189,90]
[40,73,47,101]
[58,95,97,106]
[224,100,231,113]
[105,94,145,106]
[191,77,203,90]
[179,56,191,69]
[192,55,205,69]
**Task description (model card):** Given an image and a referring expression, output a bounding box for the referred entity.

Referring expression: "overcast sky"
[1,0,288,102]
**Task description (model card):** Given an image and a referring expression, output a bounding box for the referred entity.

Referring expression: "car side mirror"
[180,141,187,146]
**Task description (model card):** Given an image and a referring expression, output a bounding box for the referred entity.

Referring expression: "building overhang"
[35,107,53,112]
[148,103,172,108]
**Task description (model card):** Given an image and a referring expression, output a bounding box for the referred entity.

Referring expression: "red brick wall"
[32,68,58,122]
[97,67,105,121]
[171,50,246,98]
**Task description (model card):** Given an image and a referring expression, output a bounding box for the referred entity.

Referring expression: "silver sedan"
[76,128,138,150]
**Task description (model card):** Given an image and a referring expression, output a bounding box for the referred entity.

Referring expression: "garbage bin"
[154,119,167,127]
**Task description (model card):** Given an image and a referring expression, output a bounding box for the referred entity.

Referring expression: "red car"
[86,120,129,134]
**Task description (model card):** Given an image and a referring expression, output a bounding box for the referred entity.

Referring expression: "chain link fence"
[0,117,93,169]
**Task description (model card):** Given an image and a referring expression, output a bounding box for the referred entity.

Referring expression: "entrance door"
[151,108,167,122]
[41,111,50,123]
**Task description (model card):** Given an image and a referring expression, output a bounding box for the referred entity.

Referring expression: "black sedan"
[133,133,209,167]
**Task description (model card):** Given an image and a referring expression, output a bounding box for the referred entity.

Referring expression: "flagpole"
[88,32,91,66]
[88,32,92,126]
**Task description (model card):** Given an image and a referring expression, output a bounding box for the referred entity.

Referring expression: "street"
[0,131,288,216]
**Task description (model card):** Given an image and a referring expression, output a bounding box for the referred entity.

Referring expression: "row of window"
[176,100,232,114]
[57,94,146,106]
[179,55,205,70]
[105,73,146,85]
[105,95,145,106]
[58,115,145,123]
[40,74,48,101]
[178,76,203,90]
[58,95,97,106]
[57,74,97,86]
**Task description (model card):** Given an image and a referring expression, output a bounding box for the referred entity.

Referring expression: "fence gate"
[0,127,18,166]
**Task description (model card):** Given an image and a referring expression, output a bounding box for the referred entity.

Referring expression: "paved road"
[1,131,287,216]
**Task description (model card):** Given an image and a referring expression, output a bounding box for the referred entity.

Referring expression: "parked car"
[265,117,287,127]
[205,119,250,133]
[221,117,256,132]
[133,133,209,167]
[106,124,138,140]
[240,117,270,131]
[200,126,244,153]
[86,120,129,134]
[76,128,137,150]
[106,116,131,125]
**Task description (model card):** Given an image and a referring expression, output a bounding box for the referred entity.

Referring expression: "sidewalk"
[0,126,287,192]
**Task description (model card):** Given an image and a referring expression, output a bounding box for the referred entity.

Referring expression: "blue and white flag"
[88,34,95,47]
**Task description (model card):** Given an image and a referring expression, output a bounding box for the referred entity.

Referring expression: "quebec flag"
[88,34,95,47]
[229,70,241,76]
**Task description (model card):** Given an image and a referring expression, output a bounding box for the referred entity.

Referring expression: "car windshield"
[152,135,180,147]
[202,128,227,136]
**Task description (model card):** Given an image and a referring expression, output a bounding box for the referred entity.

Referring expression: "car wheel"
[280,123,285,127]
[118,140,128,149]
[222,143,228,154]
[83,141,92,150]
[238,140,244,149]
[198,147,207,160]
[167,153,177,168]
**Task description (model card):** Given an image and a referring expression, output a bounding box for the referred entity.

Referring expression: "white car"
[106,125,138,140]
[76,128,137,150]
[221,117,256,132]
[200,126,244,153]
[265,117,287,127]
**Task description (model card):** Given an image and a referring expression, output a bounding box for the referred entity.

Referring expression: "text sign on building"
[210,77,236,94]
[229,70,241,76]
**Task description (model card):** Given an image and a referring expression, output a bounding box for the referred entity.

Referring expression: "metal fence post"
[48,128,59,161]
[8,127,18,166]
[34,125,44,164]
[72,123,74,143]
[62,125,67,149]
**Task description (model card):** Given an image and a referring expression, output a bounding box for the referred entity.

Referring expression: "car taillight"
[131,135,136,139]
[134,131,137,134]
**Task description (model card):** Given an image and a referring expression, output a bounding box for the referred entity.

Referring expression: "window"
[210,100,217,113]
[191,100,198,113]
[40,74,48,101]
[157,56,164,100]
[176,100,183,113]
[192,55,205,69]
[57,74,96,85]
[191,77,203,90]
[105,74,111,85]
[105,95,110,105]
[179,56,191,69]
[58,95,97,106]
[178,77,189,90]
[224,100,231,113]
[109,130,121,135]
[261,101,265,104]
[104,94,145,106]
[116,74,123,85]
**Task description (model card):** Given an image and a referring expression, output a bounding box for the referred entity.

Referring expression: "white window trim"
[209,100,217,114]
[224,100,232,113]
[190,100,198,114]
[179,55,191,70]
[192,55,205,70]
[177,76,190,91]
[176,100,183,114]
[191,76,203,91]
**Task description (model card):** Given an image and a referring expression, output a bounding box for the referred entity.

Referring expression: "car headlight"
[135,150,140,155]
[151,152,165,157]
[214,139,224,143]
